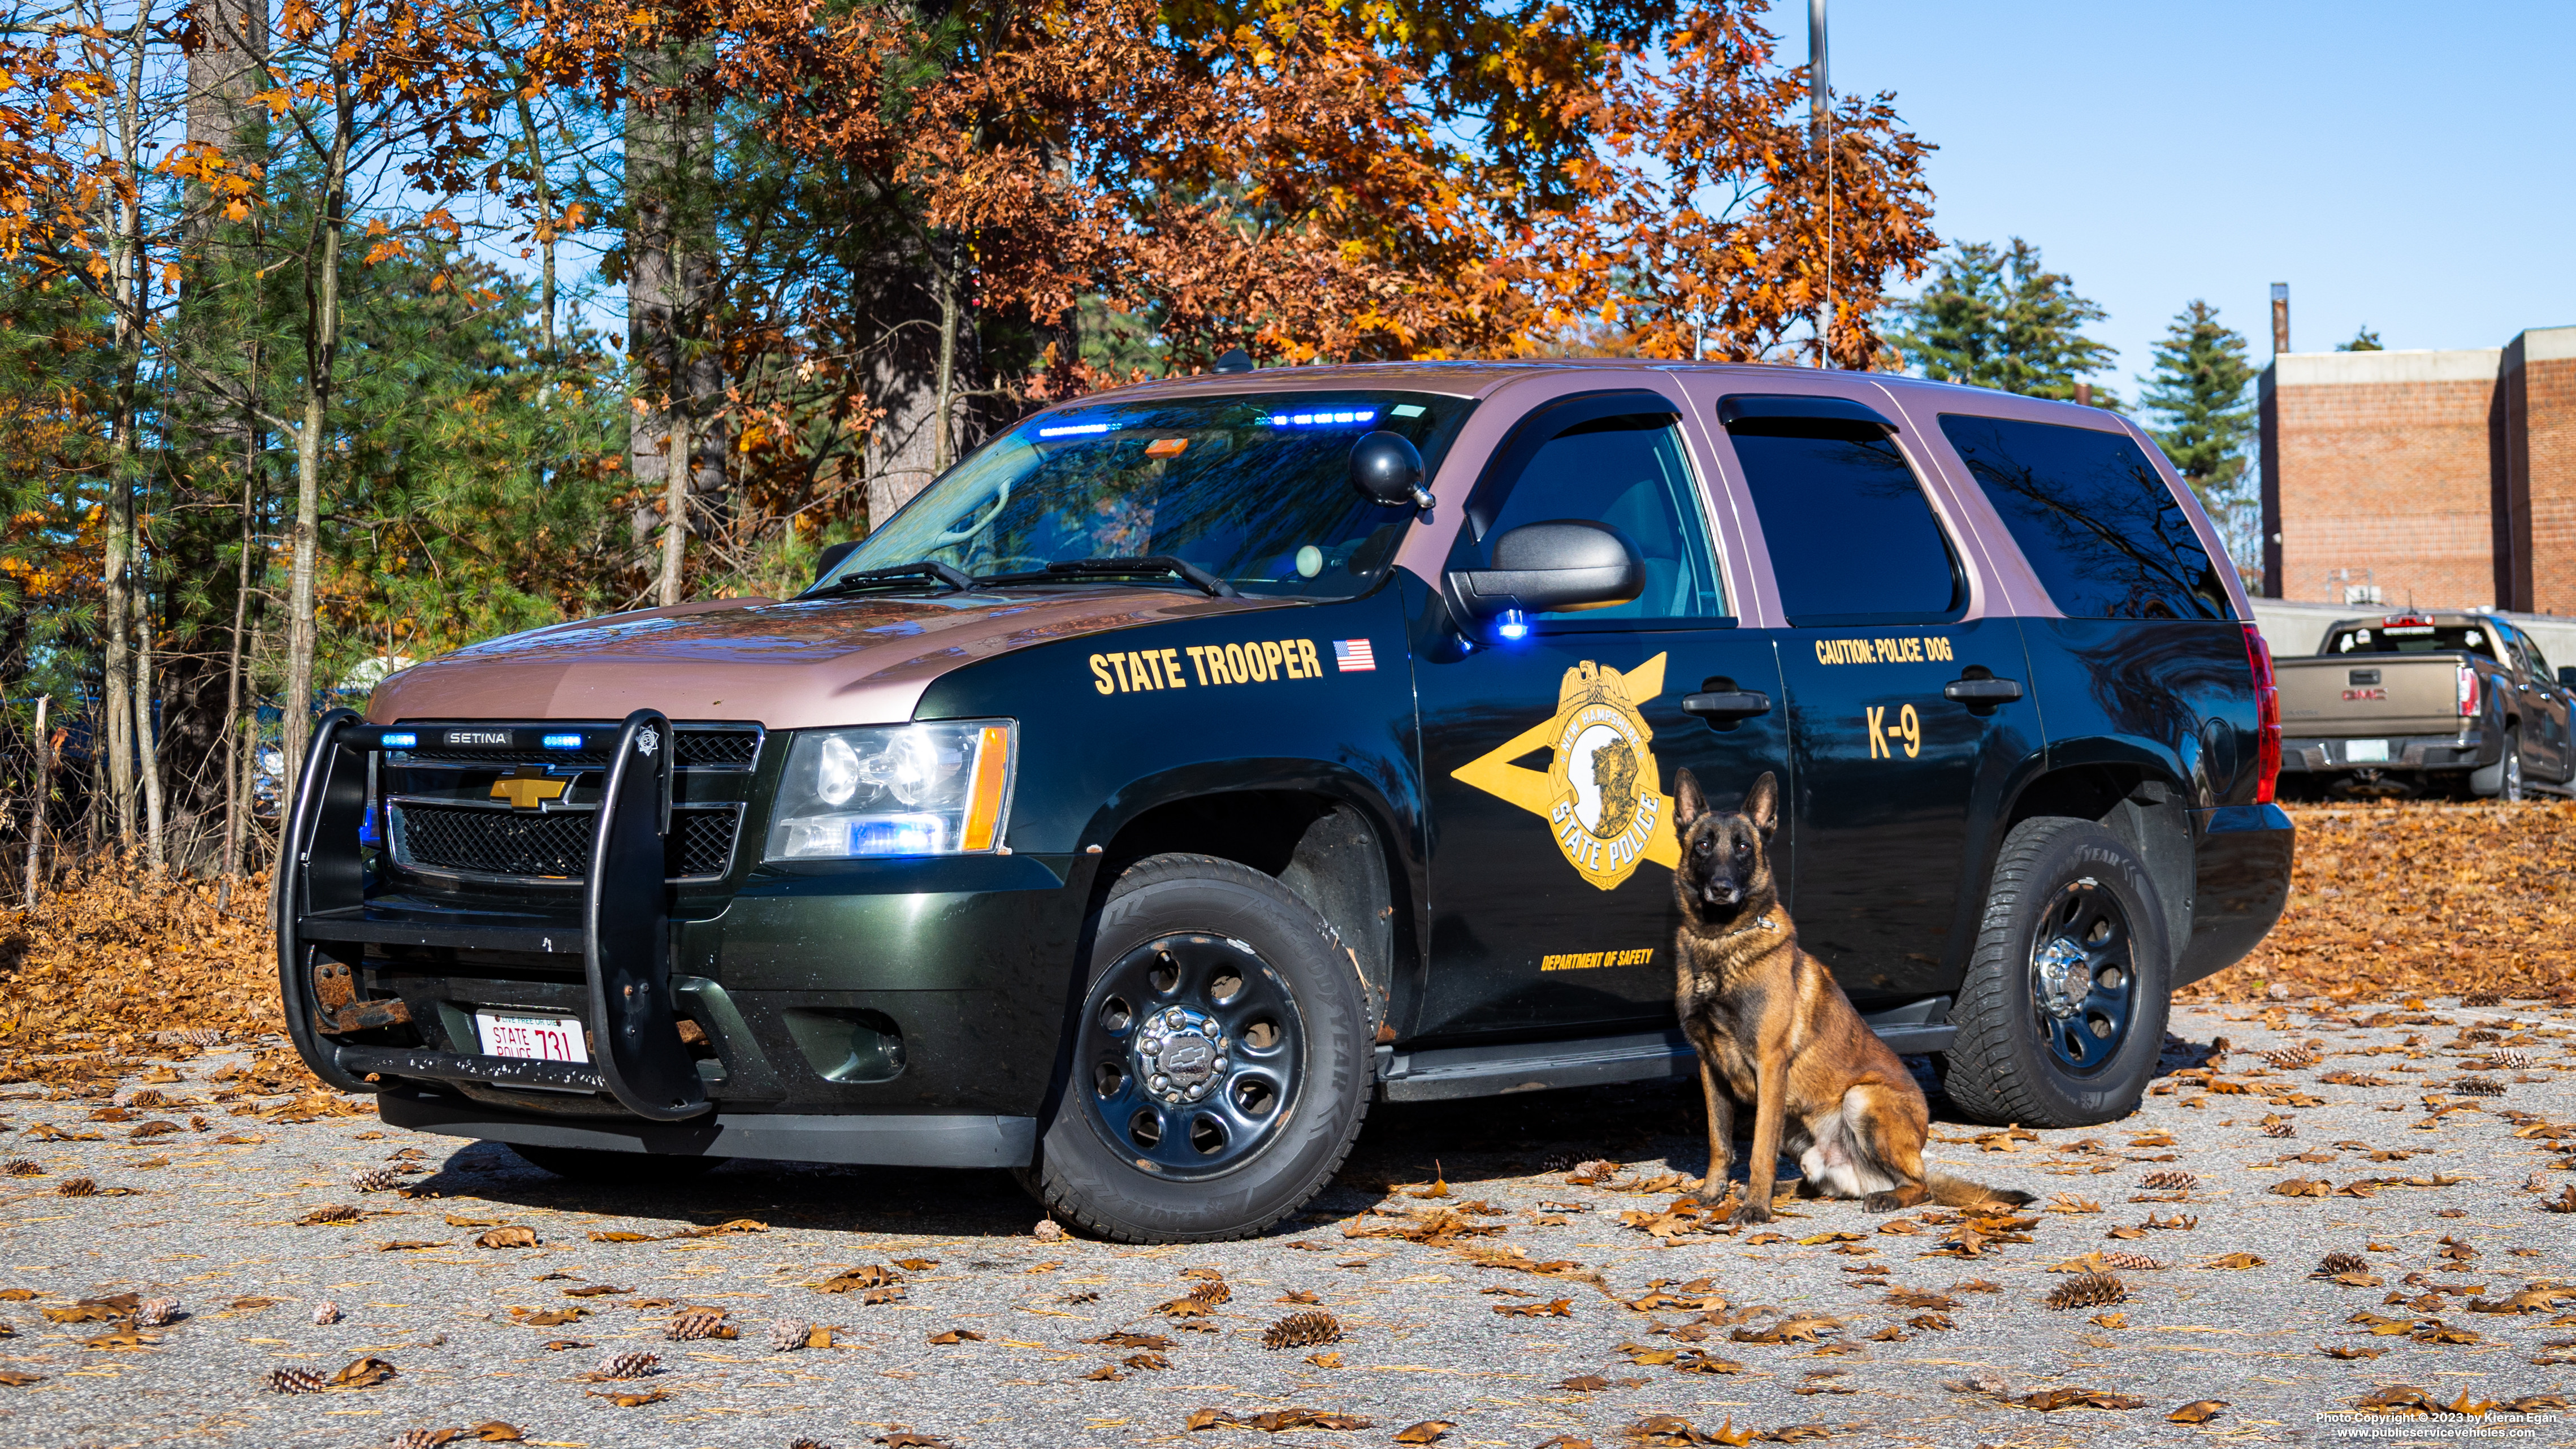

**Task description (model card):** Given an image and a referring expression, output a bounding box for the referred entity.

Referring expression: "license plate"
[2346,739,2389,763]
[474,1011,590,1063]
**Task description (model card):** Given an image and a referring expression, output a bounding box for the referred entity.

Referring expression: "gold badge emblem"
[1451,654,1680,892]
[490,767,570,810]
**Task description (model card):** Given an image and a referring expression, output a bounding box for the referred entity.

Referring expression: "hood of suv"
[367,588,1288,729]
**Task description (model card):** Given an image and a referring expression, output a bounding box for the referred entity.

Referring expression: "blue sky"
[1778,0,2576,393]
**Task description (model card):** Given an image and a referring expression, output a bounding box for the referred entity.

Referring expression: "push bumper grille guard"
[275,707,713,1122]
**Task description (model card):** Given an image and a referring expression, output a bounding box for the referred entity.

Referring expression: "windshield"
[828,390,1476,599]
[2327,624,2497,658]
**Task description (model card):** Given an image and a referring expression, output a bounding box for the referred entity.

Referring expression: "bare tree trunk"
[22,695,44,909]
[932,236,960,474]
[222,442,254,874]
[283,96,349,801]
[657,233,692,607]
[93,0,157,851]
[626,45,722,591]
[137,599,166,870]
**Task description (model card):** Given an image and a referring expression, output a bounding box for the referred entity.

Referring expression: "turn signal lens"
[2244,624,2280,805]
[960,724,1013,851]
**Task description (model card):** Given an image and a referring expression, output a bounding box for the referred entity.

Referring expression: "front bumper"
[275,709,1095,1162]
[2280,730,2490,775]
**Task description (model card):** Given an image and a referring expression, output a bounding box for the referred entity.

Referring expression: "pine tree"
[2138,300,2258,514]
[1890,239,2116,403]
[2336,325,2382,352]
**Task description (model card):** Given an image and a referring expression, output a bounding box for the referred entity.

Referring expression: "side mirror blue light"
[1495,609,1530,641]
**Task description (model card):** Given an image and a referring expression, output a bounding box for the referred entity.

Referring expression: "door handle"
[1942,674,2024,711]
[1682,689,1772,722]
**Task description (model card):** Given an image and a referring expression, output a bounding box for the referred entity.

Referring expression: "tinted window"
[1728,418,1962,626]
[1939,414,2233,622]
[2327,624,2497,659]
[1483,414,1727,620]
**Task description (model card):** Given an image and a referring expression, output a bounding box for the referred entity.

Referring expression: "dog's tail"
[1925,1171,2036,1209]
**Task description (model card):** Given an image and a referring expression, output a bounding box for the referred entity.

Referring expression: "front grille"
[390,803,741,881]
[393,725,762,771]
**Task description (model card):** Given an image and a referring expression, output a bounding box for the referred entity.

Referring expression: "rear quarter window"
[1938,414,2234,622]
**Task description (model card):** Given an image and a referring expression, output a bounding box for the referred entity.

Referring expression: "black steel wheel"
[1943,816,2171,1128]
[1019,853,1372,1243]
[1079,933,1306,1179]
[2025,879,2139,1075]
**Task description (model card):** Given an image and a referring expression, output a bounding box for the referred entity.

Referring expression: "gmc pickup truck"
[2276,611,2575,802]
[275,361,2294,1242]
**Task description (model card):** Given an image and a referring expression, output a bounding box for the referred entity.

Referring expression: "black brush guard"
[275,707,712,1122]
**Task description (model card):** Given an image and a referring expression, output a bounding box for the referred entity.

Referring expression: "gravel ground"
[4,998,2575,1449]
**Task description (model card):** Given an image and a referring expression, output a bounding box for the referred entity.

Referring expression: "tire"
[509,1144,728,1183]
[2470,729,2525,802]
[1941,818,2172,1128]
[1017,853,1373,1243]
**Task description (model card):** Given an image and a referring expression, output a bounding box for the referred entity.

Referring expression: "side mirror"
[1448,520,1644,628]
[813,540,861,586]
[1349,431,1434,512]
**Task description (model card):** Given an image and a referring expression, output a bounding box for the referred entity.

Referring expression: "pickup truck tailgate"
[2276,654,2463,736]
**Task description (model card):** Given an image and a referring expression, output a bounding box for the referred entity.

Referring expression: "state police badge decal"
[1451,654,1681,892]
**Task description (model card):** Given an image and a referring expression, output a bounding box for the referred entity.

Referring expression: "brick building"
[2259,325,2576,613]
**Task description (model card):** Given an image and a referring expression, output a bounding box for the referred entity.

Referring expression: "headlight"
[766,721,1016,859]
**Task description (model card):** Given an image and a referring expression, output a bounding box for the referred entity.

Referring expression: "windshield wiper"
[805,560,975,598]
[1036,557,1238,598]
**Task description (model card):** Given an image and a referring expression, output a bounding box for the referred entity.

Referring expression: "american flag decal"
[1332,639,1376,673]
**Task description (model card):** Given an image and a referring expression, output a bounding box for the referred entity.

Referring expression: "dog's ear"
[1674,768,1705,831]
[1742,771,1780,838]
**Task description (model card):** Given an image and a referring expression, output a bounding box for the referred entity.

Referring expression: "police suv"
[276,362,2294,1242]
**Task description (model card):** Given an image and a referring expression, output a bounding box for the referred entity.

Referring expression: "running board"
[1376,997,1955,1104]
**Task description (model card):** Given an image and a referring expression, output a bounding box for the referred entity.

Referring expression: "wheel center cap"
[1136,1006,1230,1104]
[2034,938,2089,1020]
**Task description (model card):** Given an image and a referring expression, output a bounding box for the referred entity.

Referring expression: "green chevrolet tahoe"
[276,361,2294,1242]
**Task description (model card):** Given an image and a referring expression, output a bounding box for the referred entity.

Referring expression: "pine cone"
[1187,1279,1231,1307]
[2260,1119,2295,1139]
[262,1366,328,1394]
[767,1320,814,1352]
[2315,1252,2368,1277]
[2096,1252,2161,1271]
[391,1431,455,1449]
[786,1440,835,1449]
[2461,989,2503,1007]
[2261,1047,2318,1070]
[2462,1028,2503,1044]
[598,1350,661,1379]
[1261,1310,1341,1349]
[56,1176,96,1197]
[127,1089,171,1109]
[2045,1273,2125,1310]
[2451,1076,2506,1098]
[350,1166,401,1193]
[1,1160,39,1176]
[135,1299,181,1327]
[176,1027,224,1046]
[2138,1170,2197,1191]
[665,1307,733,1341]
[2490,1049,2532,1070]
[312,1301,343,1326]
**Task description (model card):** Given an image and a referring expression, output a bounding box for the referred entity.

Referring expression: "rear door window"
[1938,415,2233,622]
[1726,417,1962,626]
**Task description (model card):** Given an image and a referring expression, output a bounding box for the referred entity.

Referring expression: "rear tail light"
[2245,624,2280,804]
[2458,663,2479,717]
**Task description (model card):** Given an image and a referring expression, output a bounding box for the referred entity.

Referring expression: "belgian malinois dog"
[1672,769,2031,1223]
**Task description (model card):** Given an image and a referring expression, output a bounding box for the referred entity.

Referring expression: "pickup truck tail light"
[2457,663,2480,718]
[2244,624,2280,804]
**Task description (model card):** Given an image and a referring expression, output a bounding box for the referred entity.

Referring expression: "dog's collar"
[1717,911,1778,941]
